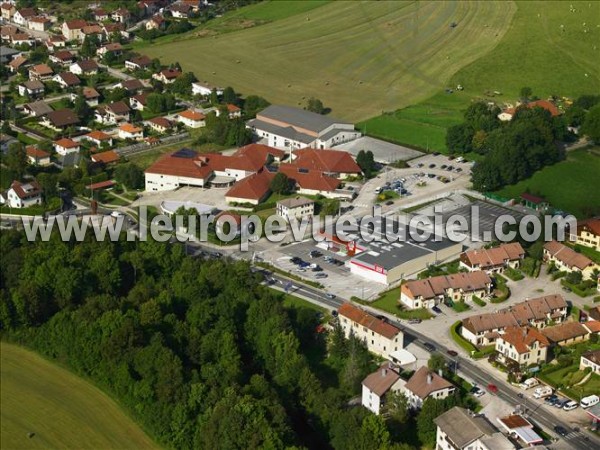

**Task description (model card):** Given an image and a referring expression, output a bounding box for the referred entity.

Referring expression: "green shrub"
[504,267,524,281]
[472,296,486,307]
[450,321,478,354]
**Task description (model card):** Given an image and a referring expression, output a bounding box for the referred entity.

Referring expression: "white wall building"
[361,363,403,415]
[337,303,403,361]
[276,197,314,222]
[1,180,43,208]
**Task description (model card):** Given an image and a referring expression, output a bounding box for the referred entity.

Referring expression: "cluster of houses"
[460,294,600,368]
[543,239,599,280]
[399,243,526,310]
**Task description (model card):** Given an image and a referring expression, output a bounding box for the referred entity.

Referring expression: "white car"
[563,401,578,411]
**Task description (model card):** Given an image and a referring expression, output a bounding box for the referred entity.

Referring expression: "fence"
[115,132,190,156]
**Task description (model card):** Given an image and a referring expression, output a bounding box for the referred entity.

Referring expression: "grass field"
[494,148,600,218]
[144,1,515,121]
[361,1,600,151]
[0,342,158,450]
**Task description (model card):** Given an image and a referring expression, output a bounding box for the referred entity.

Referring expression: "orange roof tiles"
[54,138,78,148]
[338,303,401,340]
[92,151,119,164]
[225,169,273,201]
[292,148,362,174]
[499,326,549,354]
[179,109,205,121]
[544,240,594,270]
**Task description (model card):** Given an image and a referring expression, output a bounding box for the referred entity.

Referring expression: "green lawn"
[368,287,433,320]
[0,342,158,450]
[494,148,600,218]
[282,294,326,313]
[360,1,600,151]
[570,244,600,265]
[143,1,514,121]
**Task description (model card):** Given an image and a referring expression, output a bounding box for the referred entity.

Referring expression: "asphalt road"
[258,269,598,449]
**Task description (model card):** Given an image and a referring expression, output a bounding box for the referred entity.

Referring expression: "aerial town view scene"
[0,0,600,449]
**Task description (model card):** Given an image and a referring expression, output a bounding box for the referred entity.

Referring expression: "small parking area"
[132,186,233,211]
[408,153,475,173]
[265,240,387,299]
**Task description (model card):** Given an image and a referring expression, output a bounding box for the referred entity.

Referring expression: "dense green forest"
[0,231,466,449]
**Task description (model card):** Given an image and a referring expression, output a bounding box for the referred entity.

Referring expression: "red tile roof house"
[498,100,561,122]
[94,101,131,125]
[91,150,120,165]
[400,271,492,310]
[224,169,274,205]
[460,294,568,347]
[278,164,342,197]
[361,363,403,415]
[28,63,54,81]
[0,180,43,208]
[495,326,550,367]
[543,240,598,279]
[292,148,362,179]
[96,42,123,57]
[62,19,88,41]
[53,137,80,155]
[572,218,600,252]
[176,109,206,128]
[520,192,550,211]
[147,117,173,133]
[49,50,76,66]
[26,146,51,166]
[118,123,144,141]
[70,86,100,107]
[125,55,153,71]
[52,71,81,89]
[152,68,182,84]
[82,130,113,147]
[69,59,99,76]
[18,80,44,97]
[337,303,403,361]
[459,242,526,274]
[129,93,148,111]
[397,366,455,410]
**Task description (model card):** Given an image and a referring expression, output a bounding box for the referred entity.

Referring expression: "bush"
[504,267,524,281]
[472,296,486,307]
[452,301,470,312]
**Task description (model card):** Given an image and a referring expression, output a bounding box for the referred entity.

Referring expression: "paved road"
[249,268,597,450]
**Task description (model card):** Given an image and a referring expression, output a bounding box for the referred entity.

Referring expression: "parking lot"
[131,186,234,212]
[262,240,387,300]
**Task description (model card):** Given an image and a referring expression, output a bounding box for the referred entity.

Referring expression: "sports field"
[494,148,600,219]
[0,342,158,450]
[360,1,600,151]
[144,1,515,121]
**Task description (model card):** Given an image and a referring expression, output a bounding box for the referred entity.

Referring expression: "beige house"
[461,294,568,347]
[361,363,403,415]
[541,321,599,346]
[543,240,598,280]
[459,242,525,274]
[62,19,87,41]
[337,303,403,361]
[398,366,455,410]
[580,350,600,374]
[400,271,492,310]
[495,326,549,367]
[276,197,314,222]
[572,218,600,251]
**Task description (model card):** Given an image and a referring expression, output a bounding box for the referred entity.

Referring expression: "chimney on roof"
[438,369,443,377]
[427,373,433,384]
[382,368,387,377]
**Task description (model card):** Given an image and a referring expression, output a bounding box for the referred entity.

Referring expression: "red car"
[487,383,498,394]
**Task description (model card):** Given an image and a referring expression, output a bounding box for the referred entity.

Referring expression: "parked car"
[325,293,336,299]
[408,318,422,324]
[447,349,458,357]
[441,164,447,169]
[487,383,498,394]
[428,163,436,168]
[423,342,435,352]
[428,173,436,178]
[553,425,569,437]
[432,152,440,156]
[315,273,328,279]
[555,399,570,409]
[562,286,572,293]
[471,386,485,397]
[385,200,394,206]
[563,401,578,411]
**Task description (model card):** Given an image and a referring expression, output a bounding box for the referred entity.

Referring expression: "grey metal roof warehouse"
[257,105,350,133]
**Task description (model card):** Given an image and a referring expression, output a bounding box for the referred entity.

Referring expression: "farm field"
[362,0,600,151]
[144,1,515,121]
[0,342,158,450]
[494,148,600,219]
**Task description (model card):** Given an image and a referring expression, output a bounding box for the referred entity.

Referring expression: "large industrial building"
[247,105,361,150]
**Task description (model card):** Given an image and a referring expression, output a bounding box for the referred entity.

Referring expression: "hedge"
[450,321,478,354]
[561,280,595,298]
[472,296,486,307]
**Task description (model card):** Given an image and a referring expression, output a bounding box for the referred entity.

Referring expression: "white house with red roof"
[361,363,403,415]
[176,109,205,128]
[1,180,43,208]
[292,148,362,179]
[225,169,274,205]
[337,303,403,361]
[54,137,80,155]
